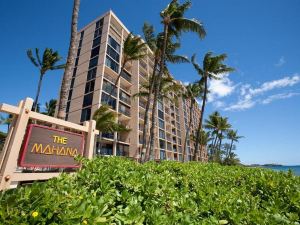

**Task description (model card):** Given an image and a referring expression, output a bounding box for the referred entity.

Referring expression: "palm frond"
[27,49,39,68]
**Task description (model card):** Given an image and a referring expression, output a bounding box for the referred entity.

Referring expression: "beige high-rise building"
[65,10,208,162]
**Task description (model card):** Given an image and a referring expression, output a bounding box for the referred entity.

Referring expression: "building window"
[94,29,102,39]
[119,103,130,117]
[159,129,165,139]
[80,31,84,39]
[78,39,83,48]
[106,56,119,73]
[160,150,166,160]
[107,45,120,62]
[92,36,101,48]
[158,110,164,120]
[89,56,98,69]
[95,19,104,29]
[102,79,117,97]
[87,68,97,81]
[120,70,131,82]
[68,89,73,101]
[108,35,120,53]
[70,78,75,89]
[75,57,79,67]
[159,139,165,149]
[66,101,71,113]
[158,101,164,111]
[159,119,164,129]
[77,48,81,57]
[80,107,91,122]
[101,92,116,109]
[83,93,93,107]
[119,91,130,104]
[72,68,77,77]
[85,80,95,94]
[90,46,100,58]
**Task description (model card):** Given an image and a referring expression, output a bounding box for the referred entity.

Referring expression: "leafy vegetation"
[0,157,299,224]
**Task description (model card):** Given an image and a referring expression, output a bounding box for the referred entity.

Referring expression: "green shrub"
[0,157,299,224]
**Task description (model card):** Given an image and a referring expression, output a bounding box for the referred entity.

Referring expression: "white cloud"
[225,74,300,111]
[275,56,286,67]
[213,100,226,108]
[249,75,300,96]
[225,99,256,111]
[208,73,235,102]
[261,92,300,104]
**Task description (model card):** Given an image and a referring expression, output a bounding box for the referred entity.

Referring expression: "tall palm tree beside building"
[141,22,189,162]
[134,73,184,160]
[191,129,211,160]
[57,0,80,120]
[148,0,206,160]
[182,82,203,161]
[111,33,147,97]
[191,53,234,161]
[27,48,65,112]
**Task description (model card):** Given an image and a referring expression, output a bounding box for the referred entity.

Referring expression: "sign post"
[0,97,99,190]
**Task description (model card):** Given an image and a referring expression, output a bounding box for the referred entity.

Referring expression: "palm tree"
[182,82,203,161]
[43,99,57,117]
[149,73,184,160]
[27,48,65,112]
[191,52,234,161]
[191,129,211,161]
[148,0,206,161]
[109,33,147,98]
[205,111,221,156]
[140,22,189,162]
[57,0,80,120]
[226,129,243,158]
[93,105,130,155]
[214,116,231,161]
[134,74,183,160]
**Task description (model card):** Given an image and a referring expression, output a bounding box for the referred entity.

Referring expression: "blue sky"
[0,0,299,165]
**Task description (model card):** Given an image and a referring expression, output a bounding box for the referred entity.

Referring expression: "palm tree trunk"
[109,60,126,98]
[212,132,219,156]
[57,0,80,120]
[193,76,208,161]
[147,23,169,161]
[183,100,194,162]
[141,58,158,162]
[228,139,234,158]
[33,73,43,112]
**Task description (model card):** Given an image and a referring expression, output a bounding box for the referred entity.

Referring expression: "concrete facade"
[66,10,208,161]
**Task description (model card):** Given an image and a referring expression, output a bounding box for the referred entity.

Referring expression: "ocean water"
[261,165,300,176]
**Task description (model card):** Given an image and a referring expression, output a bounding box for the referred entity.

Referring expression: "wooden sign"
[19,124,85,168]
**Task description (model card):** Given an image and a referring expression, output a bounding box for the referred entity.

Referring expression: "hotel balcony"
[119,104,131,120]
[116,144,129,157]
[102,132,114,141]
[120,70,132,88]
[117,133,130,145]
[139,112,144,121]
[139,100,146,110]
[119,91,131,105]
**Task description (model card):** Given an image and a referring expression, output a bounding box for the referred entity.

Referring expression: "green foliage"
[0,157,299,224]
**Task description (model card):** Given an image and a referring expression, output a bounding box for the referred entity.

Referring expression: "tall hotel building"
[65,10,208,162]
